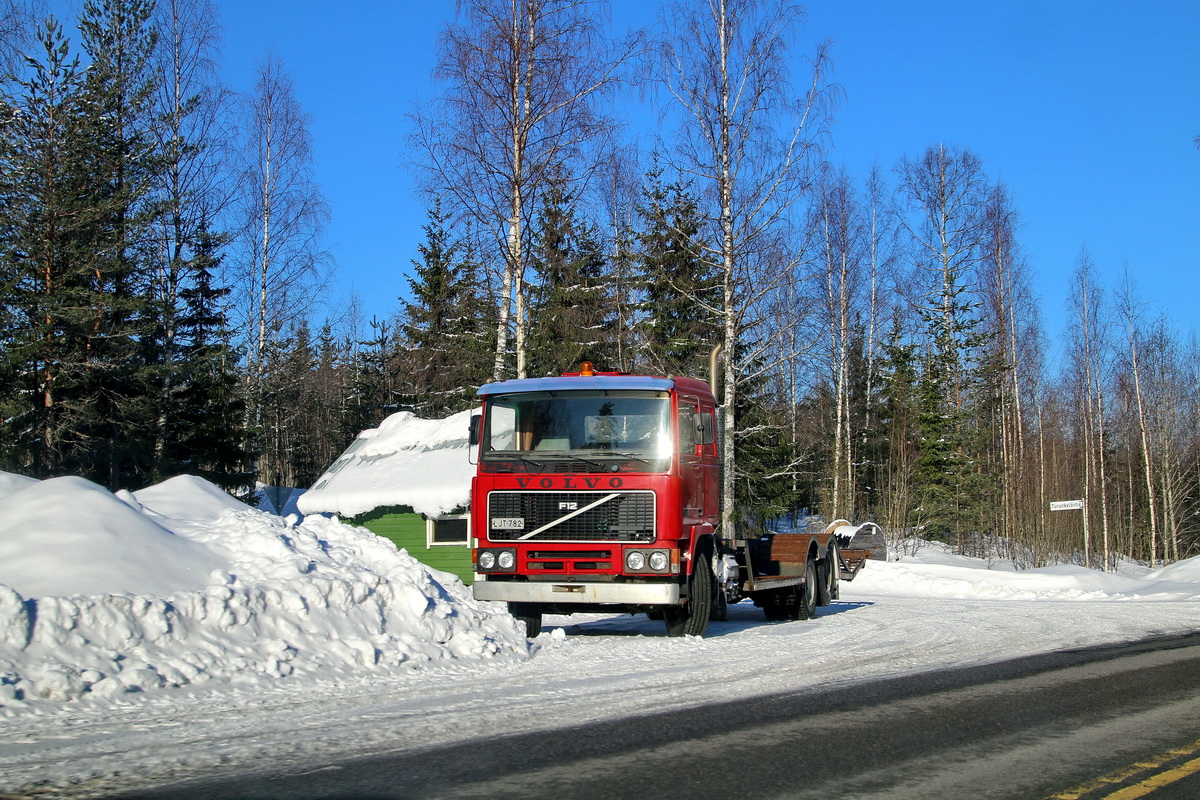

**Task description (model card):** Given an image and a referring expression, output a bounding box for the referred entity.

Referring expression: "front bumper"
[473,579,680,605]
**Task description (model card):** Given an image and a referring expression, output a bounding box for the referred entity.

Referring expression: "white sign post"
[1051,498,1089,564]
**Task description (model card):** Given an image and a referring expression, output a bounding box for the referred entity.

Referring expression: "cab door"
[678,395,705,526]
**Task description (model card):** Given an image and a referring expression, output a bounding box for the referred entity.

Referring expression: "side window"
[676,398,700,453]
[427,515,470,547]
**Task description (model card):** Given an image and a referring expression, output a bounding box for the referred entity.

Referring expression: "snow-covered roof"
[297,409,476,519]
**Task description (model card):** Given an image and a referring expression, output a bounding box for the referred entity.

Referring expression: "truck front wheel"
[508,602,543,639]
[664,554,713,637]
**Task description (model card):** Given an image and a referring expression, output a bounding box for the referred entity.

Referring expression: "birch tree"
[656,0,828,534]
[1067,250,1113,568]
[236,53,329,431]
[415,0,633,380]
[811,165,861,520]
[977,184,1042,559]
[0,1,41,77]
[1115,269,1157,565]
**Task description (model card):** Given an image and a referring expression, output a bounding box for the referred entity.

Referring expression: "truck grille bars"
[487,491,656,542]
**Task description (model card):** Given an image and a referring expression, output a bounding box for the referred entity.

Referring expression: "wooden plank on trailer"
[767,533,815,561]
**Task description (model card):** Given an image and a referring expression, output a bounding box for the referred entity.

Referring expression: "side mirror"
[469,414,481,447]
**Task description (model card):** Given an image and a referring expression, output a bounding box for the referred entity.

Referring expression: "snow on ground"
[1,472,1199,798]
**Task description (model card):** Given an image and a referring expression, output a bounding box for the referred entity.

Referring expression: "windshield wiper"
[610,452,663,467]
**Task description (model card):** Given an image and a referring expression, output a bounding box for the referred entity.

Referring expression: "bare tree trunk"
[239,54,330,479]
[1119,284,1158,566]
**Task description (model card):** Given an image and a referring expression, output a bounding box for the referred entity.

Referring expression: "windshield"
[483,390,672,461]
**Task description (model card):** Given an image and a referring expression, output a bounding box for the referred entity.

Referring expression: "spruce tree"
[403,202,497,415]
[71,0,162,487]
[344,316,401,436]
[0,18,92,477]
[452,230,499,395]
[258,320,314,489]
[403,200,463,415]
[635,166,719,377]
[167,231,251,491]
[876,314,921,536]
[526,178,612,376]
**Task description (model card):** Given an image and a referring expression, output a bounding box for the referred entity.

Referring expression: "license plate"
[491,517,525,530]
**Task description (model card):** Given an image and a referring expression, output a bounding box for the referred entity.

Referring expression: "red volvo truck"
[469,361,875,637]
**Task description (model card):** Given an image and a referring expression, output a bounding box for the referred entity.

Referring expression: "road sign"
[1050,500,1085,511]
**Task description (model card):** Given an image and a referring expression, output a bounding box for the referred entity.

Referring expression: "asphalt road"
[113,631,1200,800]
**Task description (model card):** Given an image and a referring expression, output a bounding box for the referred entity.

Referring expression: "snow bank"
[0,476,225,597]
[132,474,251,520]
[298,408,475,519]
[855,542,1200,602]
[0,471,528,717]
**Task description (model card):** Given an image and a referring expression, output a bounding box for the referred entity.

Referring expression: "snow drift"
[0,471,528,716]
[855,543,1200,602]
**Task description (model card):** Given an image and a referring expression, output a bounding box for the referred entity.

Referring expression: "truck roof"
[476,374,714,397]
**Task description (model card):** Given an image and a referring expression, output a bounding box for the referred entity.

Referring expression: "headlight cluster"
[624,548,672,573]
[476,548,517,572]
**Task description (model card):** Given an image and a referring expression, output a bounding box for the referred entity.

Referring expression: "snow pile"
[0,471,528,716]
[299,408,475,518]
[0,476,226,597]
[855,542,1200,602]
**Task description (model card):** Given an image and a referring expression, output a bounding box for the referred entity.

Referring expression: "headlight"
[626,551,646,571]
[497,550,516,570]
[648,551,669,571]
[478,551,496,570]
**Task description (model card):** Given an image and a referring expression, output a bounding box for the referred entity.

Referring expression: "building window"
[427,515,470,548]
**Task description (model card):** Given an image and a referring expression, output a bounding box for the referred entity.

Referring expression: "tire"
[816,543,839,606]
[711,554,729,622]
[761,593,789,621]
[508,602,543,639]
[711,582,729,622]
[795,558,818,621]
[763,592,792,623]
[665,552,713,637]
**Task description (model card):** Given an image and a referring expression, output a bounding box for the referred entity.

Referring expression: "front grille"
[487,491,656,542]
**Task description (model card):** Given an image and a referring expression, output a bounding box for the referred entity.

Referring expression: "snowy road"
[6,584,1200,799]
[116,630,1200,800]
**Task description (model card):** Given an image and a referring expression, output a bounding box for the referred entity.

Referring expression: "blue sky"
[51,0,1200,354]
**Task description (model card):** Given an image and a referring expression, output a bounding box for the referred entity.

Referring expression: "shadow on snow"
[541,599,875,639]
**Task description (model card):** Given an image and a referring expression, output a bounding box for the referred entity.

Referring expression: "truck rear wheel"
[508,602,543,639]
[762,594,790,621]
[817,542,839,606]
[665,554,713,637]
[796,558,818,620]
